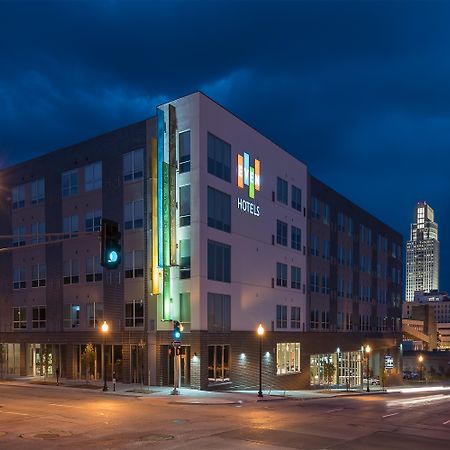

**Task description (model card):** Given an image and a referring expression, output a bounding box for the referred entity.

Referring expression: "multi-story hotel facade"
[0,93,402,390]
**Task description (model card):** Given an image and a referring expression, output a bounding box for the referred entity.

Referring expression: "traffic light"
[100,218,121,269]
[173,320,182,342]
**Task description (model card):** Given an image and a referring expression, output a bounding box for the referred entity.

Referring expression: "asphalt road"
[0,384,449,449]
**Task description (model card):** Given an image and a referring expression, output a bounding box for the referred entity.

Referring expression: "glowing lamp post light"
[418,354,424,381]
[257,323,265,398]
[101,321,109,392]
[365,345,371,392]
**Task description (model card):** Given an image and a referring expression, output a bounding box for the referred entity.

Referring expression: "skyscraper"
[406,202,439,302]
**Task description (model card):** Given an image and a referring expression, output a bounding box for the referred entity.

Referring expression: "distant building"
[403,290,450,350]
[405,202,439,302]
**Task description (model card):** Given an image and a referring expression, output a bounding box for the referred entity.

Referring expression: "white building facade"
[406,202,439,302]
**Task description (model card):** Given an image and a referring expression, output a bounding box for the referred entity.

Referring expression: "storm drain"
[139,433,174,442]
[20,430,72,440]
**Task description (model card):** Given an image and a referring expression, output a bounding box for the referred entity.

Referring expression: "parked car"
[403,370,419,379]
[369,377,381,385]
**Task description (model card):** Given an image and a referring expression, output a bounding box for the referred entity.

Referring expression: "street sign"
[385,355,394,369]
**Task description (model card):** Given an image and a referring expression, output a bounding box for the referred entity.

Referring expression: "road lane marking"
[326,408,344,413]
[443,419,450,425]
[382,412,399,418]
[0,411,29,416]
[49,403,75,408]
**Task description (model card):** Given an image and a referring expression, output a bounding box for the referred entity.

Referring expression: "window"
[12,226,26,247]
[179,185,191,227]
[291,226,302,251]
[12,185,25,209]
[337,212,345,232]
[207,132,231,182]
[321,311,330,329]
[291,185,302,211]
[276,262,287,287]
[337,278,345,297]
[346,279,352,299]
[291,266,301,290]
[347,248,353,267]
[63,304,80,328]
[276,220,288,246]
[276,304,287,328]
[311,197,320,219]
[310,235,319,256]
[85,209,102,232]
[179,130,191,173]
[276,342,300,375]
[348,217,353,236]
[62,169,78,197]
[208,186,231,232]
[277,177,288,204]
[291,307,301,329]
[123,148,144,181]
[322,240,330,260]
[63,215,79,238]
[13,266,26,289]
[208,345,230,382]
[180,293,191,323]
[124,250,144,278]
[87,302,103,328]
[207,293,231,332]
[31,178,45,205]
[337,246,345,265]
[310,310,320,329]
[322,275,330,294]
[13,307,27,329]
[84,162,102,191]
[31,264,46,287]
[323,203,330,225]
[86,256,102,282]
[179,239,191,279]
[125,300,144,327]
[124,199,144,230]
[63,259,79,284]
[208,240,231,283]
[31,222,45,244]
[310,272,320,293]
[32,306,46,329]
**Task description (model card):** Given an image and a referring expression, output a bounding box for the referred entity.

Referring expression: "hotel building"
[0,93,402,389]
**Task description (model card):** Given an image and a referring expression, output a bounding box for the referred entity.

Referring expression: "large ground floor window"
[208,344,230,382]
[277,342,301,375]
[310,350,362,387]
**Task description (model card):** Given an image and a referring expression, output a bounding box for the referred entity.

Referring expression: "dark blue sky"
[1,1,449,292]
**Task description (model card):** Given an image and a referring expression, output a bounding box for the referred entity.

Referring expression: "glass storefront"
[310,350,362,388]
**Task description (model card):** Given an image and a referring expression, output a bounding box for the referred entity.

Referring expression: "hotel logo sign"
[237,152,261,217]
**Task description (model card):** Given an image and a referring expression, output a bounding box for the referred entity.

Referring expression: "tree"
[81,343,95,383]
[323,362,336,389]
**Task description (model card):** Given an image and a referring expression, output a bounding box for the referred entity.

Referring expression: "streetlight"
[365,345,371,392]
[336,347,340,390]
[257,323,265,398]
[101,321,109,392]
[418,354,424,381]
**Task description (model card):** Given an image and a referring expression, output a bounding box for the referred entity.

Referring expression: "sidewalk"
[0,376,387,404]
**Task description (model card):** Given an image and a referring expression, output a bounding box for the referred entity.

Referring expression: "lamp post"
[101,321,109,392]
[336,347,340,390]
[365,345,371,392]
[257,323,265,398]
[418,354,424,381]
